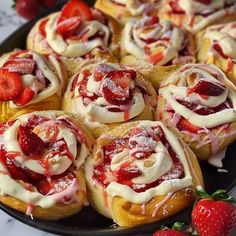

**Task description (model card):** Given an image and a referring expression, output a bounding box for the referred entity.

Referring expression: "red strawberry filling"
[93,126,184,192]
[0,115,81,198]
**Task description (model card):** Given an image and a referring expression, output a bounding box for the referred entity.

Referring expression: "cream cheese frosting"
[159,64,236,128]
[203,22,236,58]
[44,13,111,58]
[85,121,194,204]
[121,16,194,65]
[63,62,155,126]
[0,112,91,208]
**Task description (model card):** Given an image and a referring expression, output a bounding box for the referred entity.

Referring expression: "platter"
[0,1,236,236]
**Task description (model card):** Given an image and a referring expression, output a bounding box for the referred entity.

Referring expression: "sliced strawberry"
[176,99,198,110]
[56,17,81,38]
[24,167,45,183]
[116,166,142,184]
[177,118,200,133]
[195,0,212,4]
[168,0,185,14]
[39,19,49,37]
[13,87,35,106]
[92,164,107,186]
[60,0,93,21]
[104,138,128,164]
[94,64,114,81]
[102,71,132,105]
[37,171,76,196]
[188,79,225,96]
[18,125,45,156]
[0,150,28,182]
[149,52,164,65]
[4,58,35,75]
[0,69,22,101]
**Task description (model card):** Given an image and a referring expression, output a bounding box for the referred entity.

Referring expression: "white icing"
[0,112,90,208]
[122,17,189,65]
[85,121,194,204]
[204,22,236,58]
[45,13,110,57]
[159,64,236,128]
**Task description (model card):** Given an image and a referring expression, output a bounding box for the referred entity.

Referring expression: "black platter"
[0,2,236,236]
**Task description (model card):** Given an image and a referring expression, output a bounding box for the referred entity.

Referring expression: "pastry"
[158,0,236,34]
[0,50,67,122]
[95,0,160,25]
[197,22,236,85]
[84,120,204,227]
[62,61,157,138]
[157,63,236,162]
[120,16,195,90]
[27,0,121,76]
[0,111,94,220]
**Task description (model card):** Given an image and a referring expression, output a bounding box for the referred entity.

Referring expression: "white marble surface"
[0,1,236,236]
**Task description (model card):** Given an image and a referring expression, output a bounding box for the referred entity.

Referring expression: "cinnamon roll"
[0,50,67,122]
[62,61,157,138]
[95,0,160,25]
[197,22,236,85]
[157,63,236,164]
[120,16,195,90]
[0,111,94,220]
[27,0,121,76]
[159,0,236,34]
[84,120,204,227]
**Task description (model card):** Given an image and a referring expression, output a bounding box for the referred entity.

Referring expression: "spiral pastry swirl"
[0,111,93,215]
[63,62,157,129]
[159,0,236,34]
[157,64,236,160]
[122,16,195,65]
[85,120,203,226]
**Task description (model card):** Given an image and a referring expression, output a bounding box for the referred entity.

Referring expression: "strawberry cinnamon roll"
[197,22,236,85]
[95,0,160,25]
[27,0,121,76]
[0,111,94,220]
[62,61,157,138]
[0,50,67,122]
[159,0,236,34]
[120,16,195,90]
[157,64,236,163]
[85,120,203,227]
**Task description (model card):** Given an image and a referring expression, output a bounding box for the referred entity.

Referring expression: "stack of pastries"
[0,0,236,229]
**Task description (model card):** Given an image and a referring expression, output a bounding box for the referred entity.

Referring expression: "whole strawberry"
[15,0,40,20]
[192,187,236,236]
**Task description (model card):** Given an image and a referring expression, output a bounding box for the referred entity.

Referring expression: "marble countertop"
[0,1,236,236]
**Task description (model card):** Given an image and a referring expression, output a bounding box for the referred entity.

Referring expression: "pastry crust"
[156,63,236,160]
[196,22,236,86]
[62,61,157,138]
[120,17,195,90]
[159,0,236,34]
[0,50,67,122]
[95,0,159,25]
[0,111,95,220]
[27,11,121,76]
[85,121,204,227]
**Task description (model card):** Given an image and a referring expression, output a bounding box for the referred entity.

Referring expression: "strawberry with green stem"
[192,187,236,236]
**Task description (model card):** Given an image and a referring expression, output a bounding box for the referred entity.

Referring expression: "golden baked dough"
[0,50,67,122]
[157,63,236,161]
[85,120,204,227]
[196,22,236,86]
[95,0,160,25]
[120,17,195,90]
[159,0,236,34]
[0,111,95,220]
[62,61,157,138]
[27,4,122,76]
